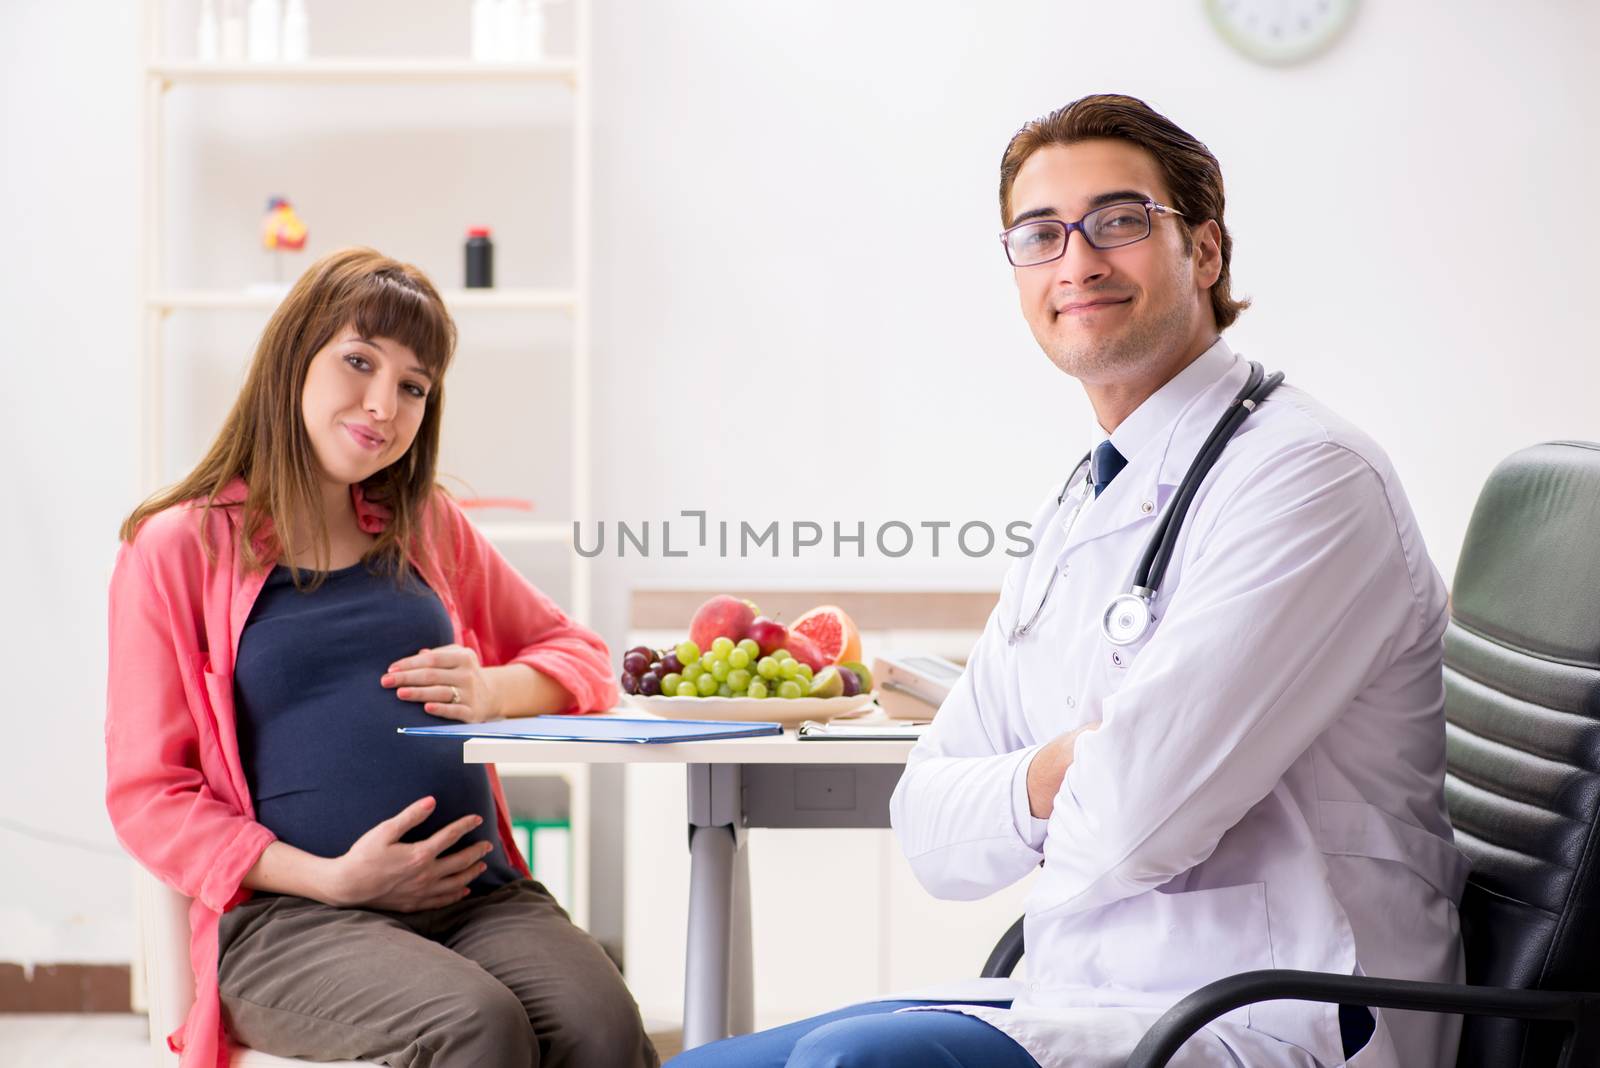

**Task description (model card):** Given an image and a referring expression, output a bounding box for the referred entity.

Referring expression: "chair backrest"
[135,865,192,1067]
[1443,441,1600,1068]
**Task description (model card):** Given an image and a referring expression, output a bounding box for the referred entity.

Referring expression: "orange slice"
[790,605,861,666]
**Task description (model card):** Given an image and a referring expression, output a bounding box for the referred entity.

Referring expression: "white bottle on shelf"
[281,0,308,61]
[246,0,282,62]
[493,0,520,61]
[470,0,494,62]
[197,0,220,61]
[518,0,545,62]
[221,0,246,61]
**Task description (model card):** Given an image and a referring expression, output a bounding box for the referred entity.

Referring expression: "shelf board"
[148,59,578,85]
[468,518,571,545]
[148,288,577,312]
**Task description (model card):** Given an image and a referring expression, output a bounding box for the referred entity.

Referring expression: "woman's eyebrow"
[345,335,432,381]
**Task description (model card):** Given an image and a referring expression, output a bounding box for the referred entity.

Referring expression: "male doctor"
[669,95,1467,1068]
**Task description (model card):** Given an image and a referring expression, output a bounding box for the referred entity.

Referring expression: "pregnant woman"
[106,247,656,1068]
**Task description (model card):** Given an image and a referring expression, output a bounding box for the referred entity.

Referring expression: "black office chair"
[980,441,1600,1068]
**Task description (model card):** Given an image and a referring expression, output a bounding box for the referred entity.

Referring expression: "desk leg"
[683,822,734,1050]
[729,839,754,1036]
[683,763,748,1050]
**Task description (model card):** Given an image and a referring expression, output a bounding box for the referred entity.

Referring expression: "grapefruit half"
[790,605,861,666]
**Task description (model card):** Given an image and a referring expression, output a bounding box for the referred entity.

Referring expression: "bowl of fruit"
[619,596,876,728]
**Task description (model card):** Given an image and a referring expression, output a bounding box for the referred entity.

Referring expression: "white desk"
[464,732,915,1049]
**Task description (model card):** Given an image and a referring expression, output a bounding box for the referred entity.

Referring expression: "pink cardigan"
[104,478,618,1068]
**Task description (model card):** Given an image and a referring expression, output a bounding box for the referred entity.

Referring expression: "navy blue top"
[234,559,518,895]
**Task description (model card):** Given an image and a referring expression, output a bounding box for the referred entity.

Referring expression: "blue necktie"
[1091,440,1127,498]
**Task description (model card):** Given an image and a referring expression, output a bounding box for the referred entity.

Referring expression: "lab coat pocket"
[1032,881,1273,1028]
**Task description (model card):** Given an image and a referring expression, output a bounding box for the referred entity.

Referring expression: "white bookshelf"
[136,0,597,935]
[148,58,579,85]
[147,288,579,312]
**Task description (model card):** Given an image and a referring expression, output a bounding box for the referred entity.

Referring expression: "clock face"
[1204,0,1360,66]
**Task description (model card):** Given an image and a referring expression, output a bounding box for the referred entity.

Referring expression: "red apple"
[689,595,756,651]
[783,631,829,672]
[747,616,789,657]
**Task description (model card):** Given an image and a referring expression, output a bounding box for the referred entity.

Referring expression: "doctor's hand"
[323,797,494,912]
[1026,723,1100,819]
[382,644,496,723]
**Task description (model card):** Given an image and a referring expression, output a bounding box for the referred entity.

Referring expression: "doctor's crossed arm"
[889,486,1090,901]
[1027,440,1428,920]
[1025,722,1099,819]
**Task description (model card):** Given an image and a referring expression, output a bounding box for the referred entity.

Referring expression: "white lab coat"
[888,340,1469,1068]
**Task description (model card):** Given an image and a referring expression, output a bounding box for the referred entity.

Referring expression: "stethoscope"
[1008,361,1284,647]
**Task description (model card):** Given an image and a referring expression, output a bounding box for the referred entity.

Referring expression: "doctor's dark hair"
[119,247,458,590]
[998,93,1250,331]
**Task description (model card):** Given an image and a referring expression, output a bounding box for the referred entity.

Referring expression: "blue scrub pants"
[664,999,1039,1068]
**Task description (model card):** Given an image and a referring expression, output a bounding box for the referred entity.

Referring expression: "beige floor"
[0,1014,684,1065]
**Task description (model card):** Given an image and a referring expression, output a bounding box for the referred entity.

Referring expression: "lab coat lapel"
[1061,357,1246,556]
[1060,466,1172,554]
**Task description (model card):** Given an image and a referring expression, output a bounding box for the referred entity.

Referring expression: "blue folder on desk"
[398,716,783,744]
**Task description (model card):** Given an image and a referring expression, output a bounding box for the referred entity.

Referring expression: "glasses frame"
[999,199,1185,267]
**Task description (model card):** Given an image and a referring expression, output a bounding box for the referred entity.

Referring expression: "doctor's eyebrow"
[1010,189,1155,226]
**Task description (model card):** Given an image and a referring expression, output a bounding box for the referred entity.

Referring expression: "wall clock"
[1204,0,1360,66]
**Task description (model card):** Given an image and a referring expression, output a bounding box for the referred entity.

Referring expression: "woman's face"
[300,326,433,489]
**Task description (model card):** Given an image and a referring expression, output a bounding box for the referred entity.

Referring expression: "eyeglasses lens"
[1005,203,1153,267]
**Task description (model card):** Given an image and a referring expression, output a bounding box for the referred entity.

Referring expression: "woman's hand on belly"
[325,796,495,912]
[382,644,496,723]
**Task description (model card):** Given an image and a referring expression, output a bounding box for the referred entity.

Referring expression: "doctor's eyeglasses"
[999,200,1185,268]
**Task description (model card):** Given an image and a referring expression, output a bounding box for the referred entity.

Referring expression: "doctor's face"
[300,326,433,490]
[1007,139,1221,389]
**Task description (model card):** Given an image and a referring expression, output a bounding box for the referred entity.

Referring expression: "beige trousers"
[218,878,659,1068]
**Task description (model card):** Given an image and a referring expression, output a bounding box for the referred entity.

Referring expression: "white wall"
[2,0,1596,984]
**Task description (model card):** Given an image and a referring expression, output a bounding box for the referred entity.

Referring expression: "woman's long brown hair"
[120,247,458,590]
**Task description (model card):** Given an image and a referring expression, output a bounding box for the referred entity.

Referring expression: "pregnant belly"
[254,757,502,862]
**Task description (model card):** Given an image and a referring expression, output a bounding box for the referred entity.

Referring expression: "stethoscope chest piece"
[1101,593,1152,646]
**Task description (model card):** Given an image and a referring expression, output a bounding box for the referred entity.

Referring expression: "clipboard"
[796,720,926,741]
[397,716,783,744]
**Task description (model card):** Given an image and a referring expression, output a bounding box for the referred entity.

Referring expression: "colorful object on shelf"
[456,497,536,511]
[261,196,308,251]
[465,226,494,288]
[511,817,572,907]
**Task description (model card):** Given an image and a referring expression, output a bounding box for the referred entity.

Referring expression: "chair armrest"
[1125,969,1600,1068]
[981,916,1025,979]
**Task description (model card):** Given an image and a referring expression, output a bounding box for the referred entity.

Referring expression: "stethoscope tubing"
[1008,361,1283,646]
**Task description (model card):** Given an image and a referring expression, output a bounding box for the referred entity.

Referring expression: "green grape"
[795,663,813,682]
[756,656,780,680]
[777,680,804,700]
[772,648,793,662]
[779,659,801,680]
[711,660,731,682]
[676,680,698,697]
[676,640,701,664]
[726,668,751,691]
[737,639,760,659]
[747,679,769,699]
[711,636,735,657]
[727,648,751,670]
[661,673,683,693]
[696,673,719,696]
[717,682,734,697]
[683,663,704,681]
[700,651,719,669]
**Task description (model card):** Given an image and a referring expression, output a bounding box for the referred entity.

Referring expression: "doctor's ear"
[1190,219,1223,290]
